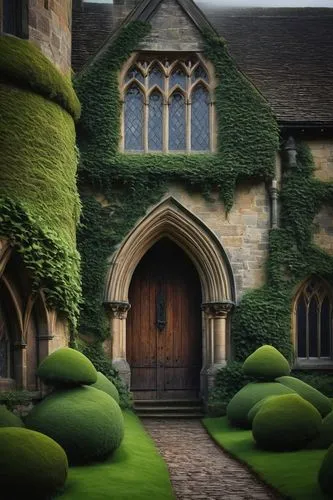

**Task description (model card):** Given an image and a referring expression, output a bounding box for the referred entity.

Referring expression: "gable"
[137,0,203,51]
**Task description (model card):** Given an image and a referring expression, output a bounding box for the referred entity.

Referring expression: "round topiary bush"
[0,405,24,428]
[309,410,333,449]
[318,443,333,495]
[247,396,278,426]
[37,347,97,387]
[91,371,120,403]
[276,375,332,417]
[252,393,322,451]
[25,385,124,464]
[226,382,296,428]
[243,345,290,381]
[0,427,68,499]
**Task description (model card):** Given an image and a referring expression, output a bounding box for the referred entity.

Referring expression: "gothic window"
[294,278,333,360]
[0,302,11,379]
[122,56,214,152]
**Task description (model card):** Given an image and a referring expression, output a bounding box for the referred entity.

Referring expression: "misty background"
[85,0,333,5]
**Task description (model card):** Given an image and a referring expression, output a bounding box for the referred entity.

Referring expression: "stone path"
[143,419,280,500]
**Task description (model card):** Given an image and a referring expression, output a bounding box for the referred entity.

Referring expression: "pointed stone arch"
[104,197,235,398]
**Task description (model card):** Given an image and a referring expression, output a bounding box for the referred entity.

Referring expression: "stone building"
[0,0,80,393]
[1,0,333,403]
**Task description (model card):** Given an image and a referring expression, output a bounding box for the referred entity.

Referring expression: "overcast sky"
[86,0,333,4]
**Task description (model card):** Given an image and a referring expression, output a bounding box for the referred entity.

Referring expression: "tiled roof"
[72,4,333,124]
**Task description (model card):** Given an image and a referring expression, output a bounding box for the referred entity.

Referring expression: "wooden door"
[127,238,202,400]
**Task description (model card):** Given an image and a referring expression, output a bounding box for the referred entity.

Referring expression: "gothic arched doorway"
[127,238,202,400]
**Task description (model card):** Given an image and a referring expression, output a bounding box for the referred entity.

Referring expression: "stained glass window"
[124,86,144,151]
[170,67,186,90]
[148,92,163,151]
[296,278,332,359]
[191,86,209,151]
[149,65,164,89]
[169,93,186,150]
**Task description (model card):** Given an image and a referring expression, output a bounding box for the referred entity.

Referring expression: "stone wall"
[28,0,72,73]
[166,182,270,301]
[307,139,333,254]
[137,0,203,52]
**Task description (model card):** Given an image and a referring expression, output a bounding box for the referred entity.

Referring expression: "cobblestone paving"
[143,419,280,500]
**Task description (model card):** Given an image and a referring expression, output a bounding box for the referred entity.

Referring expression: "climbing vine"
[0,36,81,326]
[75,22,279,340]
[232,143,333,361]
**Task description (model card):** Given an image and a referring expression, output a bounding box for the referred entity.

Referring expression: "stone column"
[270,179,278,229]
[201,301,234,391]
[104,301,131,387]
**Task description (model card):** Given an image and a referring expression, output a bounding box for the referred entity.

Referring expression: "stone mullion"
[186,75,191,152]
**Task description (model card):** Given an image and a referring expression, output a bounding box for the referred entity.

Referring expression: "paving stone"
[143,419,280,500]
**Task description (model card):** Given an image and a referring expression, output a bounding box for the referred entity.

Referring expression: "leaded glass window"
[149,92,163,151]
[169,93,186,150]
[295,278,333,359]
[122,55,213,152]
[124,85,144,151]
[191,86,209,151]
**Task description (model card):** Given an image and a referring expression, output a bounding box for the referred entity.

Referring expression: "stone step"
[138,412,204,419]
[134,399,202,407]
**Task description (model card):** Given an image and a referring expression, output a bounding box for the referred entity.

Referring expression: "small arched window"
[122,56,214,153]
[0,301,12,379]
[294,278,333,360]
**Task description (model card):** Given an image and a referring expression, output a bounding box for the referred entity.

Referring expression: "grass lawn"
[56,411,174,500]
[203,416,331,500]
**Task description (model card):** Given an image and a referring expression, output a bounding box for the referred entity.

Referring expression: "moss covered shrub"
[243,345,290,380]
[277,375,332,417]
[318,443,333,495]
[226,382,296,428]
[0,405,24,428]
[309,410,333,449]
[25,385,124,464]
[0,427,68,499]
[91,371,120,403]
[37,347,97,387]
[252,394,322,451]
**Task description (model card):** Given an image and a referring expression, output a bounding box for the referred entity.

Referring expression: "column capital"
[201,300,234,318]
[104,301,131,319]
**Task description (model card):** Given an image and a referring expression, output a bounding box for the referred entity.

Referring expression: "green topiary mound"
[243,345,290,381]
[91,371,120,403]
[252,393,322,451]
[226,382,296,428]
[318,443,333,495]
[309,410,333,449]
[25,385,124,464]
[277,375,332,417]
[0,405,24,428]
[0,427,68,499]
[37,347,97,387]
[247,396,278,426]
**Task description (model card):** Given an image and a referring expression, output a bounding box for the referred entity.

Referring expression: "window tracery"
[121,55,214,153]
[294,278,333,360]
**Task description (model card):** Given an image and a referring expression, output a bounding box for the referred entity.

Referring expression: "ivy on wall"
[75,22,279,340]
[232,143,333,361]
[0,36,81,326]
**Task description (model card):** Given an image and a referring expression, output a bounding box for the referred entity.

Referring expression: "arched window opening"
[124,85,144,151]
[191,85,209,151]
[295,278,333,360]
[148,91,163,151]
[0,301,12,379]
[122,56,213,153]
[169,92,186,151]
